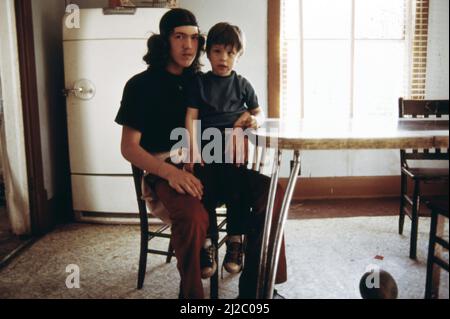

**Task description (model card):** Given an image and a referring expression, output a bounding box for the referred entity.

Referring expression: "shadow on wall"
[66,0,109,8]
[0,185,4,208]
[0,73,4,206]
[66,0,179,9]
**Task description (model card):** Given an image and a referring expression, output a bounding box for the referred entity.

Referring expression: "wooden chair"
[398,98,449,259]
[131,165,227,299]
[131,139,267,298]
[424,198,449,299]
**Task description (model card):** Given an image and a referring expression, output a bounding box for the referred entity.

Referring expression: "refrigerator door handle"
[63,79,96,100]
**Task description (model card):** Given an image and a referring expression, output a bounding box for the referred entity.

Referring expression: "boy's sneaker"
[223,240,243,274]
[200,245,217,279]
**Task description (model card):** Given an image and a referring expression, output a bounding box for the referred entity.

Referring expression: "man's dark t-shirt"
[187,71,259,130]
[115,69,190,154]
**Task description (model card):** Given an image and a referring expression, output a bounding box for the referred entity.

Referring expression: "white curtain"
[0,0,32,235]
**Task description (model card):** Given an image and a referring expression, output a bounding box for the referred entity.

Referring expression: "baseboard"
[73,207,229,225]
[279,176,449,200]
[73,211,164,225]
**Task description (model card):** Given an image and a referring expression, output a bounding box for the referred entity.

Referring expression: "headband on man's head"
[159,8,199,37]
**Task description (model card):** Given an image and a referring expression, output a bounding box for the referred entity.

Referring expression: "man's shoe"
[272,289,285,299]
[200,245,217,279]
[223,240,244,274]
[236,289,286,299]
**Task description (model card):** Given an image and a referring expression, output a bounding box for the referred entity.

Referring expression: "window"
[271,0,429,122]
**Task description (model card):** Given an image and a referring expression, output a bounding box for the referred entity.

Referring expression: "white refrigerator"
[63,8,168,223]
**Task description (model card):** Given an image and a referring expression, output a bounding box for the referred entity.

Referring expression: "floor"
[0,198,447,299]
[0,205,34,269]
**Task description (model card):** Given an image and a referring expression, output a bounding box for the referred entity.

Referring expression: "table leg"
[264,150,301,299]
[256,149,282,299]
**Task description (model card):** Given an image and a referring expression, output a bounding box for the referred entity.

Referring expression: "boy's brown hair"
[206,22,245,56]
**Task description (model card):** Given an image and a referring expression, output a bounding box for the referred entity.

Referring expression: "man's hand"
[165,167,203,200]
[184,163,195,173]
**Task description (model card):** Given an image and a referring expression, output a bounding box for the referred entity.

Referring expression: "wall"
[0,73,3,177]
[68,0,108,8]
[426,0,449,99]
[31,0,71,221]
[180,0,268,115]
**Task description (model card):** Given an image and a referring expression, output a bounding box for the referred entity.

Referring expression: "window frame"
[268,0,281,118]
[268,0,427,119]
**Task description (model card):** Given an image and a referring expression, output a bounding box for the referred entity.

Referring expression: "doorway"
[0,70,34,269]
[0,0,37,268]
[0,70,9,240]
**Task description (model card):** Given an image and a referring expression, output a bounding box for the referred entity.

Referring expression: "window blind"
[410,0,429,99]
[279,0,423,120]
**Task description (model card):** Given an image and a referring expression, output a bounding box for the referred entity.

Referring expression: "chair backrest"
[399,98,450,164]
[131,164,149,230]
[399,98,449,118]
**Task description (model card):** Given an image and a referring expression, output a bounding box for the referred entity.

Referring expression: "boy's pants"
[151,166,288,299]
[194,163,251,236]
